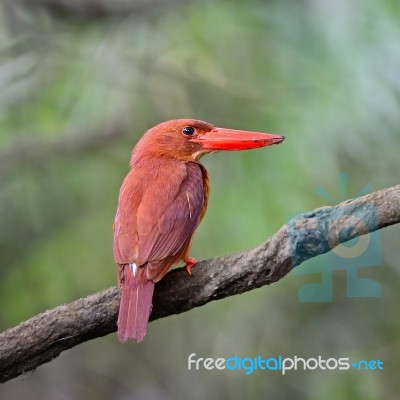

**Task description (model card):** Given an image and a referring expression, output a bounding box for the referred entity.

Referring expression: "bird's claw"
[185,257,197,276]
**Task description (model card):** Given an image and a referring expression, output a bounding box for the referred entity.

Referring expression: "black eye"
[182,126,195,136]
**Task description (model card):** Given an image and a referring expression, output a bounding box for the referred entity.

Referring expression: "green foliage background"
[0,0,399,399]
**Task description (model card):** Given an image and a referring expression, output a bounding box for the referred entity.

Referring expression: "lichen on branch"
[0,184,399,383]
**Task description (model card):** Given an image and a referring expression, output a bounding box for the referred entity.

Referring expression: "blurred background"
[0,0,399,398]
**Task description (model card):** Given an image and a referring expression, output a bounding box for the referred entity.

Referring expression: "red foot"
[185,257,197,276]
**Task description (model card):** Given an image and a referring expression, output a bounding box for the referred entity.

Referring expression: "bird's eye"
[182,126,195,136]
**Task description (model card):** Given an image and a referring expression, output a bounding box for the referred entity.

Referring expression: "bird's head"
[131,119,285,163]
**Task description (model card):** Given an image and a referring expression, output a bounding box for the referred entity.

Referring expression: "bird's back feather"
[114,157,209,341]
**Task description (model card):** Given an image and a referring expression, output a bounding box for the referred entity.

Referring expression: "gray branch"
[0,184,399,383]
[6,0,185,20]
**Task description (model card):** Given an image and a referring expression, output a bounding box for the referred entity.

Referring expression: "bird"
[113,119,285,342]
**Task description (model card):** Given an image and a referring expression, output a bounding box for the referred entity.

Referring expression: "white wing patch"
[186,191,192,219]
[129,263,138,276]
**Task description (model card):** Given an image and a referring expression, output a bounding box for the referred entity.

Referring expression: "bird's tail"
[117,264,155,342]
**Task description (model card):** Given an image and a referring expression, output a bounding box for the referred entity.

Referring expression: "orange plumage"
[113,119,284,342]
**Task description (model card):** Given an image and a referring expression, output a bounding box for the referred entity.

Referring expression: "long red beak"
[191,127,285,151]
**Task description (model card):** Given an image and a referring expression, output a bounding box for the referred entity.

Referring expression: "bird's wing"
[113,160,205,280]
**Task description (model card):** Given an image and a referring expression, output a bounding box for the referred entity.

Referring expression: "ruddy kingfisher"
[113,119,285,342]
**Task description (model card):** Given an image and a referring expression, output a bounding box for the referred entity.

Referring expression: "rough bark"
[0,184,399,383]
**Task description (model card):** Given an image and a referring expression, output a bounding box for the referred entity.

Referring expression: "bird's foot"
[184,257,197,276]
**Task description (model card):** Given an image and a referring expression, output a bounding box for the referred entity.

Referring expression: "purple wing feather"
[113,158,205,281]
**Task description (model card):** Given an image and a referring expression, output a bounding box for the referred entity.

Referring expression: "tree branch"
[1,184,399,383]
[9,0,186,21]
